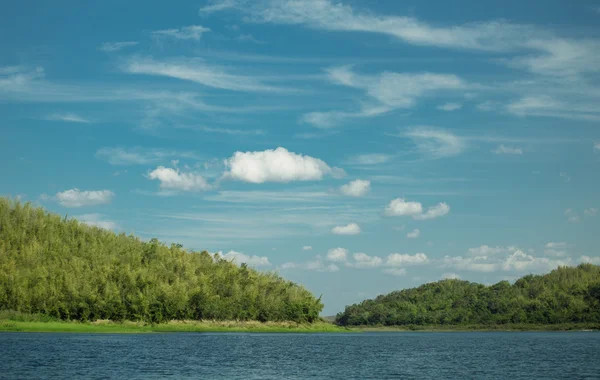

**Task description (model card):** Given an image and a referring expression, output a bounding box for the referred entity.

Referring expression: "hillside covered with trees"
[336,264,600,327]
[0,198,323,323]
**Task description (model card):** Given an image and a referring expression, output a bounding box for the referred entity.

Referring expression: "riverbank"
[355,323,600,332]
[1,319,598,333]
[0,319,351,333]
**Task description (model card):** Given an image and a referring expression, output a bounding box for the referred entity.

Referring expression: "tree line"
[336,264,600,326]
[0,198,323,323]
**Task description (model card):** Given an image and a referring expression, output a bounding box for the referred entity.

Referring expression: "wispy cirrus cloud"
[123,57,287,93]
[96,147,201,165]
[302,66,465,128]
[44,113,90,123]
[403,126,466,159]
[210,0,600,80]
[152,25,210,41]
[492,145,523,155]
[98,41,139,52]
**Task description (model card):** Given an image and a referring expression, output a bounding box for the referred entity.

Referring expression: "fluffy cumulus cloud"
[331,223,361,235]
[147,166,212,192]
[349,252,383,268]
[492,145,523,155]
[443,246,573,273]
[220,250,271,267]
[302,245,313,251]
[76,214,118,230]
[280,256,339,272]
[326,247,348,262]
[340,179,370,197]
[385,198,450,220]
[442,272,461,280]
[386,252,429,267]
[406,229,420,239]
[584,208,598,217]
[383,268,407,277]
[223,147,344,183]
[544,242,568,257]
[55,189,115,208]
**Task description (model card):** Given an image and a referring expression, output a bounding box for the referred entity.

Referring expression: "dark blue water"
[1,332,599,379]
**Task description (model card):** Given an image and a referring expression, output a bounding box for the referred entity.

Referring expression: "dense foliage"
[0,198,323,323]
[336,264,600,326]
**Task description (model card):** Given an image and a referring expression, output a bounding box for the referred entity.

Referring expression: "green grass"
[0,315,351,334]
[1,312,597,333]
[354,323,600,332]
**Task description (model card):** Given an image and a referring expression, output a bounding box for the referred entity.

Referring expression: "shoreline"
[1,320,597,334]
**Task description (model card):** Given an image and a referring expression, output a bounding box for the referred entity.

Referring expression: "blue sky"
[2,0,600,315]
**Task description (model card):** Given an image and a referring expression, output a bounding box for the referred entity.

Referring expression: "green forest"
[336,264,600,327]
[0,198,323,323]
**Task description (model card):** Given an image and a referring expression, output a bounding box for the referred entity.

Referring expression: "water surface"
[1,332,599,379]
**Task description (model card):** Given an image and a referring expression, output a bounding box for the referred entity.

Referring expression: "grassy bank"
[0,316,350,333]
[356,323,600,332]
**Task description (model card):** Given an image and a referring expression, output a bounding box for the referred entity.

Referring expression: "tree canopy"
[336,264,600,326]
[0,198,323,323]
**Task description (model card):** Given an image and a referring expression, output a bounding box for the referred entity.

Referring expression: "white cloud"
[443,246,573,273]
[223,147,344,183]
[302,245,313,251]
[280,256,339,272]
[76,214,118,230]
[340,179,370,197]
[220,250,271,267]
[385,198,450,220]
[468,245,509,257]
[346,153,393,165]
[437,103,462,111]
[45,113,90,123]
[406,229,420,239]
[385,198,423,216]
[96,147,200,165]
[199,0,238,13]
[584,208,598,217]
[221,1,600,80]
[55,189,115,208]
[594,142,600,153]
[580,255,600,265]
[413,202,450,220]
[386,252,429,266]
[198,126,265,135]
[507,96,600,122]
[98,41,138,52]
[544,242,568,257]
[301,67,465,128]
[349,252,383,268]
[230,0,533,51]
[405,126,466,158]
[331,223,361,235]
[383,268,407,277]
[492,145,523,155]
[152,25,210,41]
[123,57,282,92]
[147,166,212,192]
[442,272,461,280]
[560,172,571,183]
[565,208,580,223]
[326,247,348,262]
